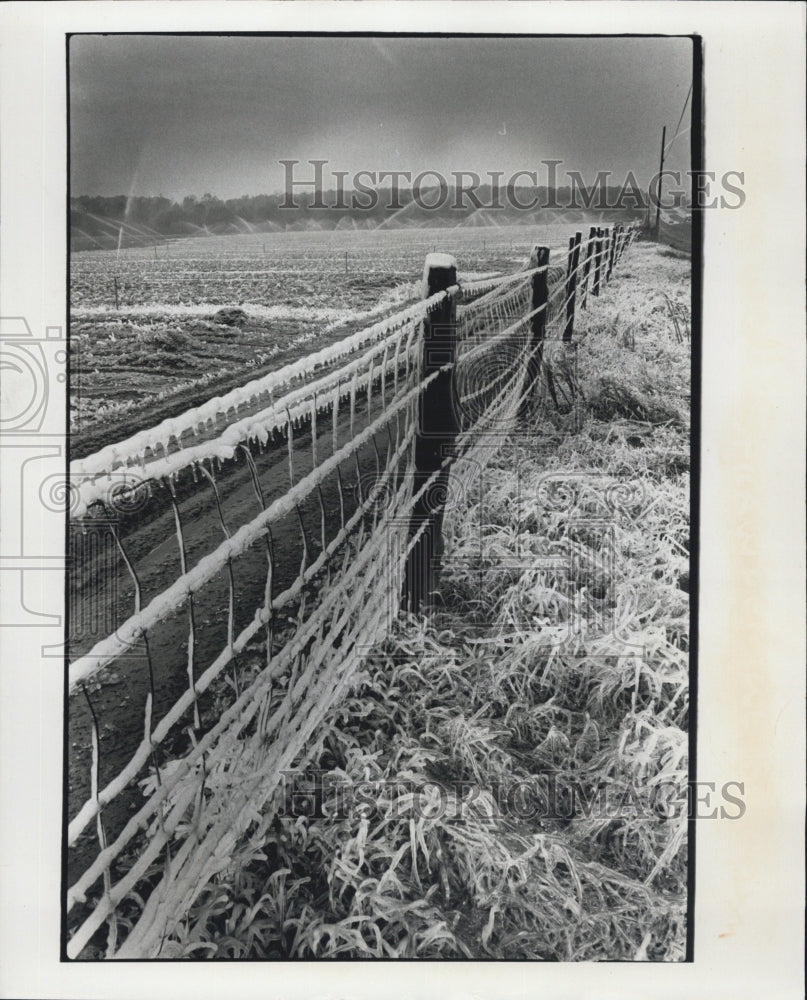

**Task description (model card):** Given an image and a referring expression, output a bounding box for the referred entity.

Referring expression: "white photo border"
[0,3,804,998]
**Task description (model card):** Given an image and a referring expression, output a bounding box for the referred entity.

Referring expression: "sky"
[69,34,693,200]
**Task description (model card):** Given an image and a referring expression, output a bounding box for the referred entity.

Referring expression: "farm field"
[70,222,609,447]
[83,241,690,960]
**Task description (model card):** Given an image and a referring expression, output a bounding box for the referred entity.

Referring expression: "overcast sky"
[70,34,693,200]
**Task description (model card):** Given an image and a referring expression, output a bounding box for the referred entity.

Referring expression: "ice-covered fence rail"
[70,288,454,479]
[67,421,422,853]
[72,318,421,516]
[69,236,630,693]
[66,260,536,957]
[71,267,542,486]
[69,461,443,958]
[68,242,548,928]
[68,365,443,691]
[67,394,429,954]
[73,290,542,519]
[541,224,635,336]
[67,396,458,956]
[65,231,638,958]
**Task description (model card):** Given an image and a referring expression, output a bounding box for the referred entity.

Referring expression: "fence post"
[520,245,550,416]
[563,232,582,342]
[580,226,596,309]
[403,253,458,614]
[607,224,618,280]
[592,227,603,297]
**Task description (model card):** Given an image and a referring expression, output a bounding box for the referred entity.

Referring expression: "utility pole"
[654,125,667,241]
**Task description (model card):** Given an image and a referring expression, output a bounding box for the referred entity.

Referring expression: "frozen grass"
[132,242,690,961]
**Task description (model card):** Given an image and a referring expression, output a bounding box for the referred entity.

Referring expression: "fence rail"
[66,224,637,958]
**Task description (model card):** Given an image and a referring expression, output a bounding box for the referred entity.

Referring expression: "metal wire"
[66,227,638,958]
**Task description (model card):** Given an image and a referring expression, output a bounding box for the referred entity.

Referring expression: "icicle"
[311,394,318,469]
[332,381,340,457]
[286,409,294,485]
[349,371,357,439]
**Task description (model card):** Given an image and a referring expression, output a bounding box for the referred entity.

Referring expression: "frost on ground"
[70,270,506,436]
[70,285,419,435]
[71,281,419,326]
[69,224,580,439]
[148,242,691,961]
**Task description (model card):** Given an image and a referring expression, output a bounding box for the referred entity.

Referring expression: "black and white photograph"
[0,2,804,997]
[64,32,697,961]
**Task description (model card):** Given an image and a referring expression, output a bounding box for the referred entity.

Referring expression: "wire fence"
[66,223,637,958]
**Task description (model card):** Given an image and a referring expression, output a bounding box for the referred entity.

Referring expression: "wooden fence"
[65,222,636,958]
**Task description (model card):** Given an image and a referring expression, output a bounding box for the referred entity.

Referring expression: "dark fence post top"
[529,245,550,270]
[421,252,458,298]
